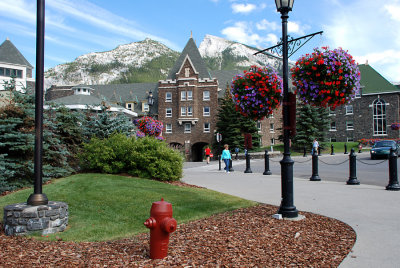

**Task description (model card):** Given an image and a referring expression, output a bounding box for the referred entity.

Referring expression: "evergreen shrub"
[80,134,183,181]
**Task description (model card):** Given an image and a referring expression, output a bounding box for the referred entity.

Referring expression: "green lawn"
[0,174,256,242]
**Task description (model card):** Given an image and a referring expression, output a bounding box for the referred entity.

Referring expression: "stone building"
[326,63,400,142]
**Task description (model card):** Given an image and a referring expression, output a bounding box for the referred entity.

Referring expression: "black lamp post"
[147,90,154,116]
[275,0,298,218]
[27,0,48,206]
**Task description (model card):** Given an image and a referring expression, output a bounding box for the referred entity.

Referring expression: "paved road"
[197,153,398,188]
[182,160,400,268]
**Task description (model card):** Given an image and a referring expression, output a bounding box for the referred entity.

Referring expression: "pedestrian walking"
[204,146,212,164]
[312,138,319,155]
[221,144,232,173]
[234,147,239,160]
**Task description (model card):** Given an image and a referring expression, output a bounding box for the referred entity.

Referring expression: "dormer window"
[74,87,91,96]
[185,68,190,77]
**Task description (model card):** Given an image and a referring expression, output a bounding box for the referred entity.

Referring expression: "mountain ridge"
[44,35,283,89]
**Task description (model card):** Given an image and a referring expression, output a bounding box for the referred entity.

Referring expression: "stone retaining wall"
[3,201,68,236]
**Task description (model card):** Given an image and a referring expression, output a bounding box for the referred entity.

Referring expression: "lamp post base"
[27,193,48,206]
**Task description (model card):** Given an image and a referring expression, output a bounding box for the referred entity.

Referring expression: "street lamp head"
[275,0,294,12]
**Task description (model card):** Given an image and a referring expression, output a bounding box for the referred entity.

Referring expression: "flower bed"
[231,66,283,121]
[291,47,361,109]
[358,138,400,146]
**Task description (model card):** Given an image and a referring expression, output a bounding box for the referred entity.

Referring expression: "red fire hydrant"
[144,198,177,259]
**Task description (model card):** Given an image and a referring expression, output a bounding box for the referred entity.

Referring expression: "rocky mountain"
[44,35,282,89]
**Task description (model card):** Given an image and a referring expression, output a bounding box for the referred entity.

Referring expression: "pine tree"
[214,86,260,152]
[292,104,330,151]
[82,104,135,141]
[0,82,74,193]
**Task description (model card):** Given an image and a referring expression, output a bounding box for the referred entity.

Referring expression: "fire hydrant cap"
[150,198,173,217]
[161,217,177,233]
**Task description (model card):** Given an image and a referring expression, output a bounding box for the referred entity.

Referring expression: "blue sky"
[1,0,400,82]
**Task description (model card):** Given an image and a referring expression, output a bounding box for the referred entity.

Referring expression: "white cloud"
[322,0,400,81]
[46,0,178,49]
[221,21,279,47]
[231,3,257,14]
[256,19,279,31]
[288,21,305,35]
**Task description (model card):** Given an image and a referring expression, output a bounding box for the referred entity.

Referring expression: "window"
[271,138,275,145]
[126,103,134,111]
[0,67,22,78]
[184,123,191,133]
[143,103,149,112]
[203,106,210,116]
[347,137,354,142]
[257,121,261,132]
[345,105,353,115]
[187,91,193,100]
[204,122,210,133]
[181,91,186,101]
[187,106,193,116]
[330,122,336,131]
[166,124,172,133]
[330,138,337,142]
[373,98,387,135]
[165,92,172,102]
[346,121,354,130]
[203,91,210,101]
[270,123,274,133]
[181,107,186,116]
[185,68,190,77]
[166,108,172,117]
[269,113,274,119]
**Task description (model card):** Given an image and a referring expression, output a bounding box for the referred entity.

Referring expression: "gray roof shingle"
[0,39,33,68]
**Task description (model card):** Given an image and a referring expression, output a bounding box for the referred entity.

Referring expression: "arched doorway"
[191,142,208,162]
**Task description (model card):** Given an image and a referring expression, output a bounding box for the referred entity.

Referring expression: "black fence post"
[386,148,400,191]
[303,146,307,157]
[244,152,252,173]
[318,147,321,156]
[229,158,234,172]
[344,143,348,154]
[310,150,321,181]
[330,144,335,155]
[347,148,360,185]
[263,150,272,175]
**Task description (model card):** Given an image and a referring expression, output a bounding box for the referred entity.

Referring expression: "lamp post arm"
[254,30,323,58]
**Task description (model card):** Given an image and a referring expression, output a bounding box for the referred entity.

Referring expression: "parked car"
[370,140,399,159]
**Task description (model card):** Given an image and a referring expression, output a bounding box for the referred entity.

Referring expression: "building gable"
[358,64,399,95]
[0,39,33,68]
[167,38,211,80]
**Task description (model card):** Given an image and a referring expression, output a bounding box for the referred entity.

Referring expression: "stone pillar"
[3,201,68,236]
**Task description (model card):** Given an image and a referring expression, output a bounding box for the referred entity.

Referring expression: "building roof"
[45,92,137,117]
[167,38,211,80]
[0,39,33,68]
[85,83,158,115]
[358,64,399,95]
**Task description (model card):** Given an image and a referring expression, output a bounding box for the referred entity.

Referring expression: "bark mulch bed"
[0,204,355,267]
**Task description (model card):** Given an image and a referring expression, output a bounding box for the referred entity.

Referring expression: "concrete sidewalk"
[182,161,400,268]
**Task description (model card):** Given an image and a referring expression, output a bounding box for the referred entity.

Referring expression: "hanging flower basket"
[231,65,283,121]
[134,116,164,139]
[391,123,400,130]
[291,47,361,110]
